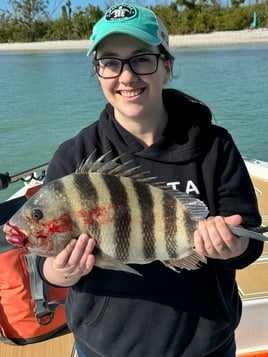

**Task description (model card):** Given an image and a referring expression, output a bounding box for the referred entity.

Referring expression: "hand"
[194,215,249,260]
[44,234,96,286]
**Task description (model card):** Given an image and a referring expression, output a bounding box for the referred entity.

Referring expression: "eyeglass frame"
[92,53,167,79]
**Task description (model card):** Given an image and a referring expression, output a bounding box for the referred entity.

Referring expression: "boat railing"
[0,163,49,192]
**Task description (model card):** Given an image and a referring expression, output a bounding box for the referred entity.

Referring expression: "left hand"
[194,215,249,260]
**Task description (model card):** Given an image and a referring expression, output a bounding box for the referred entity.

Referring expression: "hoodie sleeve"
[201,126,263,269]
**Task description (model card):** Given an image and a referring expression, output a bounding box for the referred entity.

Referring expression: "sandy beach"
[0,29,267,51]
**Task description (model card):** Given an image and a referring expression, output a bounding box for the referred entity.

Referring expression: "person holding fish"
[4,3,264,357]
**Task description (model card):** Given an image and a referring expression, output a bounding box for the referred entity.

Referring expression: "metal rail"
[0,163,49,190]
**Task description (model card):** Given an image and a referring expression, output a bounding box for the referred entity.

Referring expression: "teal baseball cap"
[87,3,170,56]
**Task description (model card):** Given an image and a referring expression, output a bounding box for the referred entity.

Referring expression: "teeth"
[120,89,142,98]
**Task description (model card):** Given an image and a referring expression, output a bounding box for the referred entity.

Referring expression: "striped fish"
[4,152,268,275]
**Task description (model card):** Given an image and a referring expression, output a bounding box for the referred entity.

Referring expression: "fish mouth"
[3,222,29,247]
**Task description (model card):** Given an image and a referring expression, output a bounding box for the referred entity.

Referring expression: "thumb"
[223,214,243,227]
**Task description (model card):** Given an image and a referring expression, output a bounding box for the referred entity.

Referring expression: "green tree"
[231,0,245,8]
[176,0,198,10]
[7,0,49,27]
[72,4,103,39]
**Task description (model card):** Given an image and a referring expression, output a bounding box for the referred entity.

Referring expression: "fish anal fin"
[94,248,142,276]
[163,251,207,272]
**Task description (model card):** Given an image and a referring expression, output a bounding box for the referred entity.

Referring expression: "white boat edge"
[244,157,268,180]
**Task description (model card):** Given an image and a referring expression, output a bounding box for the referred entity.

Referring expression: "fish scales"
[150,185,191,261]
[101,174,131,261]
[162,193,178,259]
[121,178,147,264]
[83,173,117,257]
[131,180,156,261]
[151,186,168,259]
[71,173,101,240]
[173,202,196,258]
[182,208,198,245]
[61,174,95,238]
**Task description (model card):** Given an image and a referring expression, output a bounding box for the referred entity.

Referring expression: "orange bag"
[0,182,68,345]
[0,239,68,345]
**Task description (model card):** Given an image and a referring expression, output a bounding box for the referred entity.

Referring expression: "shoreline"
[0,29,267,51]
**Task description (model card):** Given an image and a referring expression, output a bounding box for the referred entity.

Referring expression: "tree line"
[0,0,267,43]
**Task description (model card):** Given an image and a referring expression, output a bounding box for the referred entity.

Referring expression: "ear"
[163,59,173,84]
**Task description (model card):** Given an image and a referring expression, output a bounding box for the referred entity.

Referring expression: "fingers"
[53,234,96,278]
[194,215,246,259]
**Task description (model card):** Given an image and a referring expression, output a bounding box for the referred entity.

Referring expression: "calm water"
[0,43,267,201]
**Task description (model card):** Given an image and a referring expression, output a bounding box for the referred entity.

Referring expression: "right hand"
[44,234,96,286]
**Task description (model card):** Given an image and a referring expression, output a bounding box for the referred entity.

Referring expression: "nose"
[119,63,137,85]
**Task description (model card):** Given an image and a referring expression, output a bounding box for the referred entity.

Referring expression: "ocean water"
[0,43,267,201]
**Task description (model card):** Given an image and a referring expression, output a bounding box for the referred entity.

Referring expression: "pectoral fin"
[94,248,142,276]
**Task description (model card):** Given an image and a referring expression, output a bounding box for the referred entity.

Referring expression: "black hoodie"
[39,89,262,356]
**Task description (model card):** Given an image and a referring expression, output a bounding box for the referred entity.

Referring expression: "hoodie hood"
[98,89,214,164]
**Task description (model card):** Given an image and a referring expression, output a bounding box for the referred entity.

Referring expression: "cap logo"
[105,4,136,22]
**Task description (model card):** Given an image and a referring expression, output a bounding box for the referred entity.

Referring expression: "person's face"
[95,34,173,123]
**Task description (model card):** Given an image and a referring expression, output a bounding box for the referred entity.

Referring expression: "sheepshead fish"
[3,153,268,275]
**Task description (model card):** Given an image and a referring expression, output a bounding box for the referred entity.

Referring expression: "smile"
[119,89,144,98]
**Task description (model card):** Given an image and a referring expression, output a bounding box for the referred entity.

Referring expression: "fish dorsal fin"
[77,151,159,183]
[78,152,209,221]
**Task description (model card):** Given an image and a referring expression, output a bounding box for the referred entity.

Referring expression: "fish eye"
[31,209,43,220]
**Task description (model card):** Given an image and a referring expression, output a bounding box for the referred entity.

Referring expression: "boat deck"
[236,176,268,301]
[0,332,75,357]
[237,247,268,300]
[236,175,268,355]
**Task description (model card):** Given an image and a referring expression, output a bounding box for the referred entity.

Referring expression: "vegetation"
[0,0,267,43]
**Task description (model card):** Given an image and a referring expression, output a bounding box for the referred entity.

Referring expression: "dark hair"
[158,44,174,60]
[158,44,175,80]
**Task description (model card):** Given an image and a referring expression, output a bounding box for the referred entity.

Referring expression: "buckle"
[36,311,54,325]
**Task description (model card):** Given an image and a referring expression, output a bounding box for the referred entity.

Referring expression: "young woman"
[37,4,263,356]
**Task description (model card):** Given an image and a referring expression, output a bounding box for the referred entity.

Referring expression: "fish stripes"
[102,175,131,261]
[182,209,197,243]
[71,173,101,239]
[49,179,78,235]
[132,180,156,260]
[162,193,178,259]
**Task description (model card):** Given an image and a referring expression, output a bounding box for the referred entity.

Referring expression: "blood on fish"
[72,206,113,226]
[36,214,72,239]
[5,221,28,245]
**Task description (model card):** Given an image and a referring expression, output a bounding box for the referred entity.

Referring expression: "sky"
[0,0,173,18]
[53,0,173,13]
[64,0,172,11]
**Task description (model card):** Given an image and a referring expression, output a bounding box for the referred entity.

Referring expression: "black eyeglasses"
[93,53,165,79]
